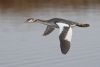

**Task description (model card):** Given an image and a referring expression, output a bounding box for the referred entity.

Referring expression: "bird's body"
[48,18,77,25]
[25,18,90,55]
[36,18,77,28]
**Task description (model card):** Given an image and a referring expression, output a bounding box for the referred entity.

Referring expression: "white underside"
[56,23,72,42]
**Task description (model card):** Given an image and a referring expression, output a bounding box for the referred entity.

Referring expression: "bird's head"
[25,18,37,23]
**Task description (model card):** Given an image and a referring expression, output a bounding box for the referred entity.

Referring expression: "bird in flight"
[25,18,90,55]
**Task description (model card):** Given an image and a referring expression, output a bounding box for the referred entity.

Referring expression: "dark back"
[48,18,77,25]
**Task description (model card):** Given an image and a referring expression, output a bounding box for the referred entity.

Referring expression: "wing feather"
[43,26,55,36]
[56,23,72,54]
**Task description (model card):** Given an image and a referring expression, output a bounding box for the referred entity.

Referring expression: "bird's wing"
[56,23,72,54]
[43,25,55,36]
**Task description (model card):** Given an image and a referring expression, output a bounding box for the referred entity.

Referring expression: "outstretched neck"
[35,19,47,22]
[35,19,50,25]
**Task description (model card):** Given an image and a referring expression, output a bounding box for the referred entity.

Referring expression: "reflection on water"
[0,8,100,67]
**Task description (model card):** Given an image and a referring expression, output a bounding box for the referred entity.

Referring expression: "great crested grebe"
[25,18,90,54]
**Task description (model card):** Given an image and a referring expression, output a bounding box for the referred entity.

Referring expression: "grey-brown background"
[0,0,100,13]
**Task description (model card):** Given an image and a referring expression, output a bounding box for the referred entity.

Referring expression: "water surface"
[0,8,100,67]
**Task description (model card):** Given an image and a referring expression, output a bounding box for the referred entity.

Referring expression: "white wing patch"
[56,23,72,42]
[56,23,69,34]
[65,26,72,41]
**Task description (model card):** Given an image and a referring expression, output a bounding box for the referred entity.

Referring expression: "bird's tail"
[76,23,90,27]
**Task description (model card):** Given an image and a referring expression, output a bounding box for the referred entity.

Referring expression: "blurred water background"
[0,0,100,67]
